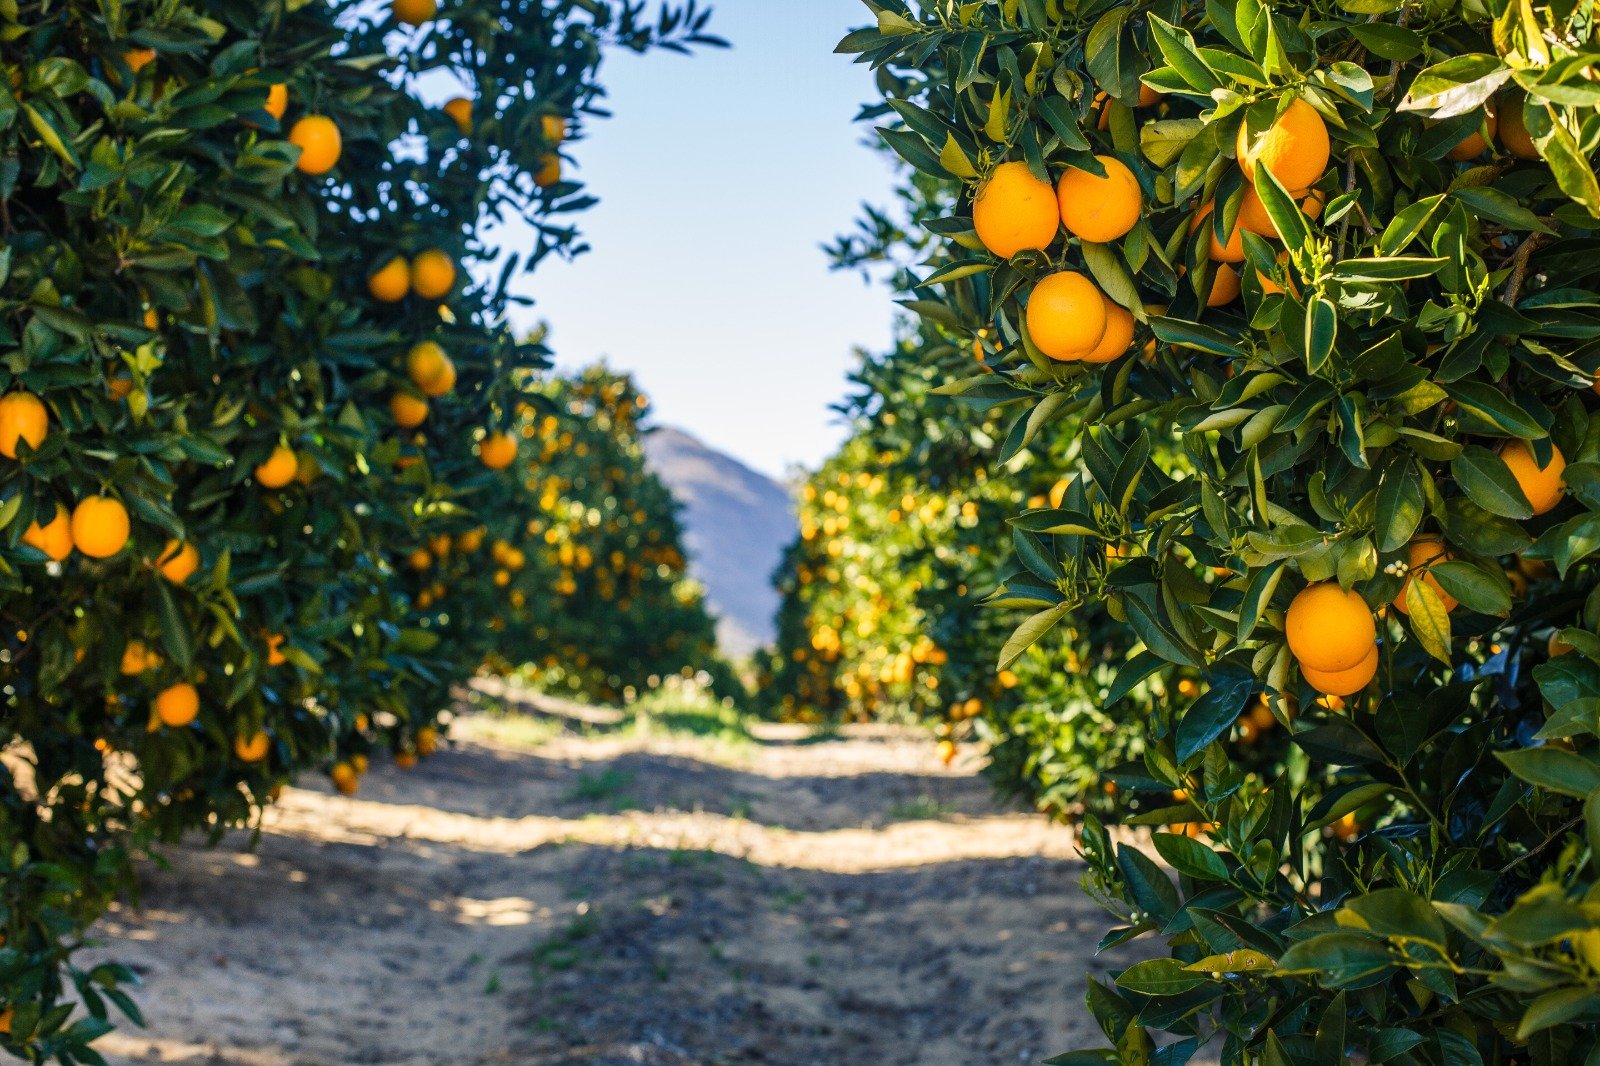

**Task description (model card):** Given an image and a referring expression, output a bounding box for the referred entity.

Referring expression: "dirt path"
[88,707,1142,1066]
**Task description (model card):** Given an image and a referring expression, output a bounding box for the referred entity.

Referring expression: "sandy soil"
[86,706,1146,1066]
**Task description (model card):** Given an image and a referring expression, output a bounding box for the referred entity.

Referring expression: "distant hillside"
[642,427,796,656]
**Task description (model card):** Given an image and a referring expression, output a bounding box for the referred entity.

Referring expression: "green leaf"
[1404,578,1453,664]
[1400,54,1512,118]
[1495,747,1600,798]
[1517,987,1600,1041]
[1451,445,1534,519]
[1375,461,1423,553]
[1115,958,1208,996]
[1277,932,1395,987]
[998,603,1070,670]
[1152,832,1231,880]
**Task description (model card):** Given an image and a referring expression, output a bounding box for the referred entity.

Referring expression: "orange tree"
[425,362,729,703]
[844,0,1600,1059]
[0,0,717,1058]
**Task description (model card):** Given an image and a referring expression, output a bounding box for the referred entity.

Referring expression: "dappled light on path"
[88,709,1138,1066]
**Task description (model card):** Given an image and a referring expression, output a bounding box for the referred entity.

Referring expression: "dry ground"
[86,698,1146,1066]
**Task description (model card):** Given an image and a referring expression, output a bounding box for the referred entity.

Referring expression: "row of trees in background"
[775,0,1600,1060]
[0,0,720,1058]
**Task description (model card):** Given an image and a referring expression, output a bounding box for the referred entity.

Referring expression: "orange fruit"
[154,682,199,728]
[1286,582,1376,672]
[408,548,432,571]
[1138,84,1164,107]
[266,633,288,666]
[493,567,510,587]
[263,83,288,121]
[458,527,486,552]
[255,445,299,488]
[1501,439,1566,515]
[1302,645,1379,697]
[1447,107,1498,161]
[330,761,360,795]
[1550,631,1577,657]
[1081,301,1135,364]
[1055,154,1142,244]
[410,250,456,300]
[1235,186,1326,241]
[478,432,517,470]
[1207,264,1241,307]
[406,340,456,396]
[443,97,472,134]
[142,307,159,330]
[1237,97,1330,194]
[235,731,270,763]
[1393,535,1457,614]
[22,503,72,562]
[351,753,370,775]
[393,0,437,24]
[0,391,49,459]
[1026,271,1108,360]
[972,161,1059,259]
[1192,201,1245,263]
[124,48,156,74]
[416,725,439,755]
[121,639,158,675]
[108,372,135,400]
[157,539,200,584]
[70,496,130,558]
[542,114,567,144]
[1256,252,1295,296]
[1499,93,1539,160]
[534,154,562,188]
[368,256,411,302]
[394,750,418,769]
[390,391,429,428]
[289,115,342,175]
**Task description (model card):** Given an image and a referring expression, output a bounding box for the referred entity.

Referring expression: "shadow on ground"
[89,714,1143,1066]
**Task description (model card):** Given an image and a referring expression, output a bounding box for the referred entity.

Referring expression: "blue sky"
[499,0,899,481]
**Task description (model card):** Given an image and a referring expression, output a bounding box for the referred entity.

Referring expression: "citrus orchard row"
[841,0,1600,1058]
[0,0,719,1057]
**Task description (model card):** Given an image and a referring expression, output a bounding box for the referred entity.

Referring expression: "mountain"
[642,426,796,656]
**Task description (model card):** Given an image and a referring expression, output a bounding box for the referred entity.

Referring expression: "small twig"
[1503,232,1547,305]
[1500,813,1582,875]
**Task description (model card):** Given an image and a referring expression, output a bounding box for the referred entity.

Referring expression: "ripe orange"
[1447,108,1497,161]
[255,445,299,488]
[458,527,486,552]
[1207,264,1241,307]
[972,161,1058,259]
[1193,201,1244,263]
[235,731,270,763]
[394,750,418,769]
[266,633,288,666]
[154,682,200,728]
[1501,439,1566,515]
[368,256,411,302]
[264,83,288,121]
[351,753,370,775]
[443,97,472,134]
[1285,582,1376,672]
[1056,154,1142,244]
[22,503,72,562]
[71,496,130,558]
[542,114,567,144]
[330,761,360,795]
[1393,535,1457,614]
[406,341,457,396]
[478,432,517,470]
[1081,302,1135,364]
[416,725,439,755]
[108,372,136,400]
[289,115,342,175]
[1235,185,1326,241]
[0,391,49,459]
[1237,97,1330,194]
[408,548,432,571]
[1301,645,1378,697]
[535,154,562,187]
[391,391,429,428]
[1550,631,1577,657]
[124,48,156,74]
[1026,271,1108,360]
[1499,93,1539,160]
[121,640,158,675]
[393,0,437,24]
[157,539,200,583]
[493,567,511,587]
[410,250,456,300]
